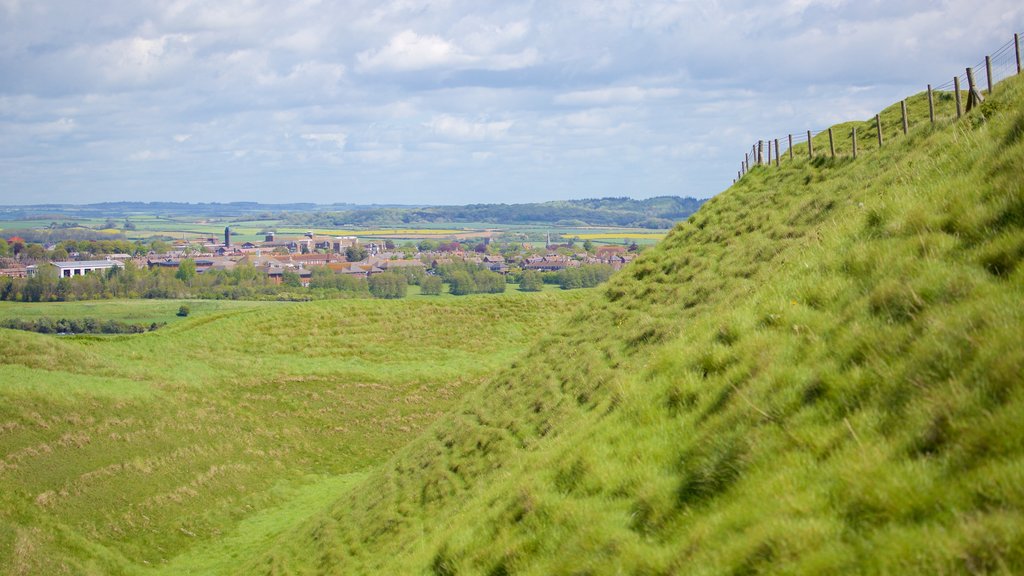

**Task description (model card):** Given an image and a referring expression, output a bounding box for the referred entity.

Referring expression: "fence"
[734,32,1023,183]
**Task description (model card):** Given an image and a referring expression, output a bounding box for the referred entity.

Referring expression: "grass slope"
[0,291,584,574]
[249,75,1024,574]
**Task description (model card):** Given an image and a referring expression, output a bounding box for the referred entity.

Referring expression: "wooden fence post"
[876,114,883,147]
[737,170,742,181]
[1016,33,1021,75]
[828,128,835,158]
[966,67,984,111]
[767,140,772,166]
[788,134,794,160]
[758,140,764,165]
[743,154,748,174]
[774,138,780,167]
[954,76,963,118]
[985,56,993,95]
[852,127,857,159]
[901,100,908,135]
[807,130,813,158]
[927,84,935,125]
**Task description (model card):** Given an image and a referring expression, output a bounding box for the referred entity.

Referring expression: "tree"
[448,271,476,295]
[369,272,407,299]
[150,240,171,254]
[519,270,543,292]
[473,270,506,293]
[583,239,594,253]
[0,238,8,257]
[346,245,368,262]
[49,247,69,261]
[23,243,45,261]
[419,275,443,295]
[281,269,302,288]
[176,258,196,284]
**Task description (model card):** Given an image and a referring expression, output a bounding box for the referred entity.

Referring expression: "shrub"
[177,305,190,317]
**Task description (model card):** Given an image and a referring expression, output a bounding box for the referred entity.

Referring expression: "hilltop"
[244,74,1024,574]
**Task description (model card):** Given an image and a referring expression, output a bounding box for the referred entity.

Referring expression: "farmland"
[0,197,696,248]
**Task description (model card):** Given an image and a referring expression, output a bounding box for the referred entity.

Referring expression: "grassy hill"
[0,291,585,574]
[240,74,1024,574]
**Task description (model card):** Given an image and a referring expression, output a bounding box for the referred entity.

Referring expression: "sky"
[1,1,1022,206]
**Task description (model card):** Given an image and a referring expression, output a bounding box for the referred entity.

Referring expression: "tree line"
[0,317,163,335]
[283,196,705,229]
[0,259,619,303]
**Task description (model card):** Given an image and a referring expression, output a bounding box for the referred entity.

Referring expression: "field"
[0,214,671,247]
[0,290,587,574]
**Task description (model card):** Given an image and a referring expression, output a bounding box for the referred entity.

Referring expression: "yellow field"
[308,229,467,236]
[566,232,667,240]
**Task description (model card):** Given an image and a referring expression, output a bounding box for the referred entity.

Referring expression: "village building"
[0,264,28,278]
[51,259,124,277]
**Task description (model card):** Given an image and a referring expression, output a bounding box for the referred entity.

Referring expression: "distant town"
[0,226,640,301]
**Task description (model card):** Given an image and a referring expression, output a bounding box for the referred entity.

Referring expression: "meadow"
[0,290,586,574]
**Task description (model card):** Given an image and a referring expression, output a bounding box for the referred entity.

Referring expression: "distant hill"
[0,196,706,229]
[282,196,706,229]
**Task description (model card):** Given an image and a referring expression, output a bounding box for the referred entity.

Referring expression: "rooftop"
[51,260,123,269]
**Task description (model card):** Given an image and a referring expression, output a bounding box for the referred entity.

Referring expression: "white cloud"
[301,132,348,147]
[128,149,170,161]
[357,30,471,72]
[426,115,513,140]
[555,86,681,106]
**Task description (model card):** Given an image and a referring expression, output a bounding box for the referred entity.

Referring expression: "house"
[51,259,124,278]
[0,264,28,278]
[326,262,384,277]
[376,259,426,272]
[522,257,578,272]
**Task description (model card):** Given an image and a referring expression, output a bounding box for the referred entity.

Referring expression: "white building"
[51,260,124,278]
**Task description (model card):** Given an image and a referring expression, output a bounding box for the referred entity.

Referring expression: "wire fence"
[734,32,1023,182]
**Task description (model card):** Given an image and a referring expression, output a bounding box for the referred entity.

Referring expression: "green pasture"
[0,290,586,574]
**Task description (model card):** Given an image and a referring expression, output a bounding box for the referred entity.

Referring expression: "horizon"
[1,2,1022,205]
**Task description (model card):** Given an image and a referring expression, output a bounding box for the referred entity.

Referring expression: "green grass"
[228,73,1024,574]
[0,291,586,574]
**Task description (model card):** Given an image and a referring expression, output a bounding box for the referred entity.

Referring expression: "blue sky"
[1,1,1021,205]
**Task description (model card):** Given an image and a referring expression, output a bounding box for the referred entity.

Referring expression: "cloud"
[301,132,348,147]
[357,30,471,72]
[555,86,681,106]
[425,115,513,140]
[1,1,1022,204]
[356,27,539,74]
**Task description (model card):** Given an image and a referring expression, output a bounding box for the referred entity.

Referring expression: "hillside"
[0,292,585,574]
[282,196,705,229]
[247,74,1024,574]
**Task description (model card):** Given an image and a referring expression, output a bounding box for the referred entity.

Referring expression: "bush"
[369,272,408,299]
[177,305,190,317]
[519,270,544,292]
[420,275,443,295]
